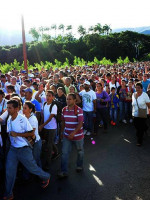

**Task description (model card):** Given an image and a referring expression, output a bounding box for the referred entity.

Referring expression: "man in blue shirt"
[142,74,150,92]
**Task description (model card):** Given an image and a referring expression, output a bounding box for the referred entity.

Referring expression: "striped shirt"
[62,106,84,141]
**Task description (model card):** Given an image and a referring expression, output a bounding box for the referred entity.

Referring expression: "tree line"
[0,24,150,65]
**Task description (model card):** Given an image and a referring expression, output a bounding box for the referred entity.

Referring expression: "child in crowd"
[109,87,119,125]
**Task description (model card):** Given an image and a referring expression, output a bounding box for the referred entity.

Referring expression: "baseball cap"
[24,88,33,93]
[84,80,90,85]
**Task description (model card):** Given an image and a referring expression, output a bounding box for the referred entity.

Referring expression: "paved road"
[5,122,150,200]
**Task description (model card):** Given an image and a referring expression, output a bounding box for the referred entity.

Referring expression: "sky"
[0,0,150,33]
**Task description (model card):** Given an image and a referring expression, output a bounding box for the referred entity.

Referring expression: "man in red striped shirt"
[58,93,84,178]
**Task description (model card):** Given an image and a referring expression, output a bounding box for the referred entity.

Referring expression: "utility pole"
[21,15,28,71]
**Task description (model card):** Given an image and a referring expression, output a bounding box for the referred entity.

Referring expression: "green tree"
[29,27,40,41]
[88,26,94,34]
[51,24,57,38]
[94,23,102,35]
[58,24,65,36]
[66,25,72,33]
[78,25,86,37]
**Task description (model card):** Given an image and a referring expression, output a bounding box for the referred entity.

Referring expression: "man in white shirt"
[79,81,96,135]
[4,100,50,199]
[39,90,59,171]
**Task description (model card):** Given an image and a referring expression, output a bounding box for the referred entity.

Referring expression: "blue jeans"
[33,139,42,167]
[110,108,118,123]
[61,137,84,173]
[119,101,127,121]
[5,146,50,197]
[83,111,93,132]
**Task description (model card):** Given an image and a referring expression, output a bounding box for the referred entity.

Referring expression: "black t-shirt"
[55,94,67,108]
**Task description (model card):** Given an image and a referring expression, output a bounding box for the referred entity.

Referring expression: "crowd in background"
[0,62,150,199]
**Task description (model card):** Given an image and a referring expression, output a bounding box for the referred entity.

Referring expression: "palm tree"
[103,24,111,35]
[66,25,72,34]
[94,23,102,35]
[78,25,86,37]
[38,26,44,38]
[88,26,94,34]
[58,24,65,36]
[51,24,57,38]
[29,27,40,41]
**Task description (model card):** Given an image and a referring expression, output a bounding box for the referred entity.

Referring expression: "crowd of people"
[0,62,150,199]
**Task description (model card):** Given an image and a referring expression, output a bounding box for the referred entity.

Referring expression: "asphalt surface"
[2,121,150,200]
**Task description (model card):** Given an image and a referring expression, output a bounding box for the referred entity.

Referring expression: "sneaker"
[57,172,68,179]
[76,167,83,173]
[51,153,60,161]
[129,119,133,123]
[122,119,127,124]
[86,131,91,136]
[41,178,50,188]
[83,130,87,135]
[112,122,116,126]
[111,120,114,125]
[3,194,14,200]
[99,124,103,128]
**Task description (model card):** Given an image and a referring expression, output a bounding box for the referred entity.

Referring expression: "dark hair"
[7,99,18,108]
[24,101,36,113]
[7,85,15,92]
[57,87,64,92]
[96,82,102,87]
[136,82,143,89]
[24,79,31,84]
[46,90,55,96]
[111,87,116,91]
[0,89,5,97]
[67,93,76,100]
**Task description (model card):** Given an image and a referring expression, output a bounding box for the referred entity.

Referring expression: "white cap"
[84,80,90,85]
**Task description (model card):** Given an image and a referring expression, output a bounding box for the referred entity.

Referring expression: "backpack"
[63,105,79,121]
[44,100,62,123]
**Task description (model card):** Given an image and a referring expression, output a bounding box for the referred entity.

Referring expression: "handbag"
[99,92,107,106]
[135,94,147,118]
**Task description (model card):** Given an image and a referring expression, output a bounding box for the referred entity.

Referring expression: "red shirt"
[62,106,84,141]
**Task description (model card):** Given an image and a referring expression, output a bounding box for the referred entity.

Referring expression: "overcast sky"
[0,0,150,31]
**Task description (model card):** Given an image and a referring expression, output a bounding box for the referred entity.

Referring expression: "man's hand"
[39,124,44,132]
[10,131,18,137]
[68,132,75,140]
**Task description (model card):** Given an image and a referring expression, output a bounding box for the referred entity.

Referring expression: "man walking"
[58,93,84,178]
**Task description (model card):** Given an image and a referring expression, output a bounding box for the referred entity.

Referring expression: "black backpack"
[44,100,62,123]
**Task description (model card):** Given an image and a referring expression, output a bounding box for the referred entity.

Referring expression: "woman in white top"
[132,82,150,146]
[23,101,42,167]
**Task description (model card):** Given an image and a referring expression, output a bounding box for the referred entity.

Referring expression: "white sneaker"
[122,119,127,124]
[129,119,133,123]
[86,131,91,136]
[83,130,87,135]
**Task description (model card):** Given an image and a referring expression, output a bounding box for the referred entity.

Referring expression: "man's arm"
[68,121,83,140]
[93,99,97,112]
[10,130,34,137]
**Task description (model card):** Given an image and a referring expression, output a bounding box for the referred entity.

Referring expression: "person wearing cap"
[79,80,96,136]
[23,88,41,122]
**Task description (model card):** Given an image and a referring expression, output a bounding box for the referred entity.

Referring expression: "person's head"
[24,79,31,87]
[23,101,35,116]
[20,85,27,97]
[65,77,71,86]
[84,81,90,91]
[7,99,18,116]
[11,96,22,111]
[59,71,64,79]
[121,79,126,87]
[1,75,6,83]
[50,84,57,94]
[137,73,143,81]
[6,85,15,94]
[66,93,76,107]
[106,73,111,80]
[57,87,64,97]
[128,80,133,88]
[96,82,103,91]
[0,89,5,102]
[24,88,33,100]
[69,85,75,93]
[53,74,59,83]
[135,82,143,93]
[111,87,116,95]
[32,82,38,91]
[111,75,116,83]
[79,84,84,91]
[46,90,55,103]
[38,82,45,91]
[143,74,148,82]
[11,76,17,85]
